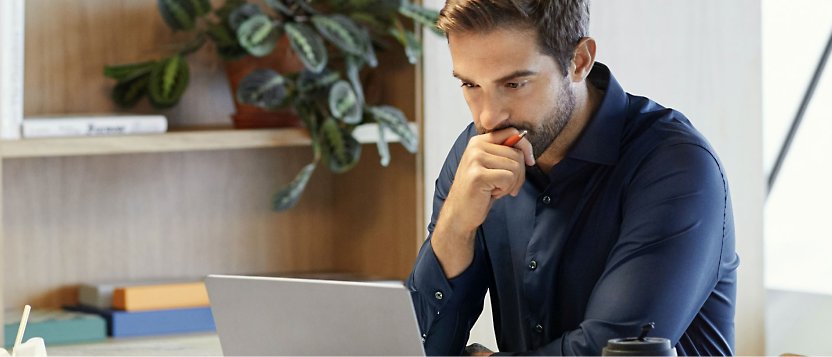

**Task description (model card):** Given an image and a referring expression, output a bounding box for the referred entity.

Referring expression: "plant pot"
[224,36,305,129]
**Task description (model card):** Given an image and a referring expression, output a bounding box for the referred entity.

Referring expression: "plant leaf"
[297,69,340,93]
[285,22,328,73]
[188,0,211,16]
[376,123,390,167]
[328,80,361,124]
[206,22,248,60]
[264,0,292,16]
[237,69,288,109]
[366,105,417,153]
[272,162,317,211]
[236,14,280,57]
[148,55,190,108]
[104,60,157,82]
[399,2,443,36]
[320,118,361,173]
[215,0,247,21]
[112,74,150,108]
[157,0,197,31]
[390,25,421,64]
[228,3,264,30]
[311,15,365,56]
[345,56,364,104]
[291,0,319,16]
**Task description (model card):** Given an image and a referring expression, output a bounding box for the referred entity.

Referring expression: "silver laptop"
[205,274,426,356]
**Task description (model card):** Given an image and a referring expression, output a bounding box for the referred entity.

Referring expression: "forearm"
[430,192,479,279]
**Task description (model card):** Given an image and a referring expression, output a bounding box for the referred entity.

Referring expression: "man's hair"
[437,0,590,75]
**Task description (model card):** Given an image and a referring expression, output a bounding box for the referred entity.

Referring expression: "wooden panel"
[332,145,418,280]
[24,0,235,126]
[3,148,335,308]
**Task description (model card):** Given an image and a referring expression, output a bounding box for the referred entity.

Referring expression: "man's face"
[449,28,576,159]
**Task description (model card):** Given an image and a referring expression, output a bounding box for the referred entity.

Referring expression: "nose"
[478,94,509,132]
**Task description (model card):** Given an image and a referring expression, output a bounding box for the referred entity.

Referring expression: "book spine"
[0,0,25,140]
[112,282,210,311]
[111,307,215,337]
[22,117,168,138]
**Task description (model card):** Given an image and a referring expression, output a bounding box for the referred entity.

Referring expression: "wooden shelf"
[44,333,221,356]
[0,123,411,158]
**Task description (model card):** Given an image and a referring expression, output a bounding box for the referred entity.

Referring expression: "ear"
[568,37,596,82]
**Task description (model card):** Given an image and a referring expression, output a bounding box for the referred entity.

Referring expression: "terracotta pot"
[224,36,306,129]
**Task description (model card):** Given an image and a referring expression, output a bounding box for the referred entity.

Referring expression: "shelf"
[0,123,412,158]
[43,333,221,356]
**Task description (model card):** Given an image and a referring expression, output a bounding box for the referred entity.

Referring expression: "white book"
[0,0,25,140]
[22,115,168,138]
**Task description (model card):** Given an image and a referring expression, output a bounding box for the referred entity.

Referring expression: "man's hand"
[464,342,495,356]
[431,128,534,278]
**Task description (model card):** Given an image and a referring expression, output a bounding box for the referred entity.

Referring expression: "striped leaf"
[366,105,417,153]
[285,22,328,73]
[320,118,361,173]
[292,0,319,15]
[328,80,361,124]
[157,0,197,31]
[297,69,340,93]
[236,69,288,109]
[272,163,317,211]
[236,14,279,57]
[264,0,292,16]
[311,15,365,56]
[112,74,150,108]
[390,26,421,64]
[206,22,248,60]
[399,2,443,36]
[228,3,264,31]
[345,56,364,104]
[148,55,190,108]
[376,123,391,167]
[104,60,157,82]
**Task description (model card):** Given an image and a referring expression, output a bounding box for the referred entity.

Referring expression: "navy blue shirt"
[407,63,738,356]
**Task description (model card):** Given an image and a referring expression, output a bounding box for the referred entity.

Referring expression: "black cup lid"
[605,337,672,352]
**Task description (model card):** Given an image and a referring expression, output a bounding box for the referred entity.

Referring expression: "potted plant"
[103,0,441,210]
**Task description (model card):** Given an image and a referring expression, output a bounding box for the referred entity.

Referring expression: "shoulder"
[619,95,728,190]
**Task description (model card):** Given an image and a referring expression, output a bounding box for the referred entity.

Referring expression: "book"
[3,309,106,347]
[21,115,167,138]
[79,278,208,311]
[112,282,209,311]
[0,0,25,140]
[66,306,215,338]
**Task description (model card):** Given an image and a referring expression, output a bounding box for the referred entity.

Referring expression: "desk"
[44,333,221,356]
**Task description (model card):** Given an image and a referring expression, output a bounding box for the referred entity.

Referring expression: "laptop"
[205,274,426,356]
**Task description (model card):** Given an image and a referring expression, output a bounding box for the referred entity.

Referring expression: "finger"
[477,127,522,145]
[478,169,518,199]
[510,166,525,197]
[514,136,535,166]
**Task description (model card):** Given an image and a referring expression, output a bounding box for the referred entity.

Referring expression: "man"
[406,0,739,355]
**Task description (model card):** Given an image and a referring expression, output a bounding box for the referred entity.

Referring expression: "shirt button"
[542,195,551,204]
[434,291,444,300]
[528,260,538,271]
[534,324,544,333]
[421,334,426,343]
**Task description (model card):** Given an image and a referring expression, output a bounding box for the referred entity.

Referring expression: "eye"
[460,82,477,89]
[505,81,526,89]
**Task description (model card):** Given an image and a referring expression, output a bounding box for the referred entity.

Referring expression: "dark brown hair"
[437,0,590,75]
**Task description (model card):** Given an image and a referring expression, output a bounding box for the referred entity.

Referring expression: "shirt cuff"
[412,238,486,312]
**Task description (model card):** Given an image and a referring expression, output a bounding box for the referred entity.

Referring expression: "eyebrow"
[452,70,538,85]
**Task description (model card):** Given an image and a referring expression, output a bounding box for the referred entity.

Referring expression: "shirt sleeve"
[406,125,492,356]
[503,143,732,356]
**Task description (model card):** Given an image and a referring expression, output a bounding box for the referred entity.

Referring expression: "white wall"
[421,1,765,354]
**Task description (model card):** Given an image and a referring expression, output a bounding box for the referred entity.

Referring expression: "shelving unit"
[0,123,414,158]
[0,0,424,351]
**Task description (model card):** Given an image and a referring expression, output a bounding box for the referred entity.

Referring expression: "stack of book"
[3,309,107,347]
[68,279,215,338]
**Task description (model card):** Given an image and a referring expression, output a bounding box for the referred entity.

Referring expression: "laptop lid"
[205,274,426,356]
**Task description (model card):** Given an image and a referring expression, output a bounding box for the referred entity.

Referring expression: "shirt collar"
[565,62,628,165]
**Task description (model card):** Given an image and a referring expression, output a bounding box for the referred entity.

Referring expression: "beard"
[477,81,576,159]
